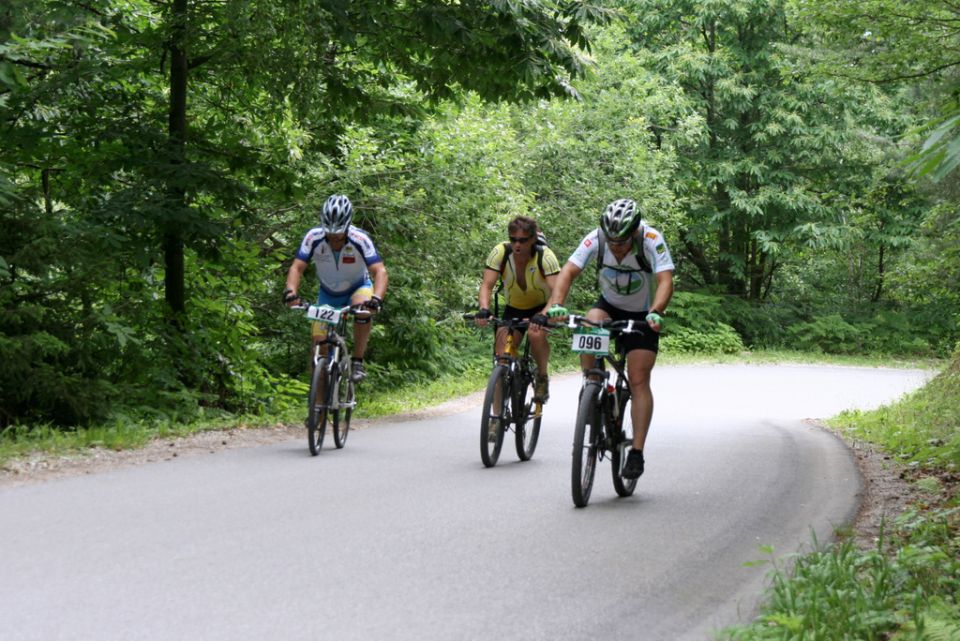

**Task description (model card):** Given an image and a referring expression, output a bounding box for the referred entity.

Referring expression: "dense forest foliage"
[2,0,958,428]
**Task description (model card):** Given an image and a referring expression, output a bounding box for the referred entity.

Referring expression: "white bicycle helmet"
[600,198,641,240]
[320,194,353,234]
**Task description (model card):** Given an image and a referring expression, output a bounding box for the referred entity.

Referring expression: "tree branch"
[0,54,53,71]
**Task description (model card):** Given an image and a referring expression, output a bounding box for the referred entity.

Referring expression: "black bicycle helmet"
[600,198,641,241]
[320,194,353,234]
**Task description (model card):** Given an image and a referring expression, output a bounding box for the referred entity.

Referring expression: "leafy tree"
[0,0,609,425]
[794,0,960,180]
[620,0,921,303]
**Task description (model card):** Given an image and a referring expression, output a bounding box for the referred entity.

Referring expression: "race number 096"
[577,335,602,351]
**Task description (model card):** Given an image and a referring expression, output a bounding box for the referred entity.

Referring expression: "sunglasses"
[509,235,532,244]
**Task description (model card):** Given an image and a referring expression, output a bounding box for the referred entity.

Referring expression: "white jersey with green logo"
[566,225,675,312]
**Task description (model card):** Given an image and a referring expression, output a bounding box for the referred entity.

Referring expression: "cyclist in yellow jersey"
[475,216,561,402]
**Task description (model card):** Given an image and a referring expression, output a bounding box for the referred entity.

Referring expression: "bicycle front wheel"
[480,365,510,467]
[611,392,638,497]
[333,360,354,449]
[514,369,542,461]
[572,382,602,507]
[307,359,329,456]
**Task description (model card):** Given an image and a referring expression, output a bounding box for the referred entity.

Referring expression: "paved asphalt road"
[0,364,934,641]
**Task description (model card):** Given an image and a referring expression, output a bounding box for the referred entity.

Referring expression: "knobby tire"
[307,359,329,456]
[514,367,542,461]
[480,365,510,467]
[610,391,638,497]
[572,382,602,507]
[333,359,353,449]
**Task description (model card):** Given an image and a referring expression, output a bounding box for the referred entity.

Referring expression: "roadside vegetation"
[719,350,960,640]
[3,0,959,637]
[0,348,941,466]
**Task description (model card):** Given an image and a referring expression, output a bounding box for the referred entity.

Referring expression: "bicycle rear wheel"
[480,365,510,467]
[514,368,542,461]
[571,382,602,507]
[307,359,329,456]
[611,392,638,497]
[333,359,354,449]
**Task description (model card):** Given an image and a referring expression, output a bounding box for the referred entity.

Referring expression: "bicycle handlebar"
[562,314,648,333]
[290,302,373,319]
[462,313,555,329]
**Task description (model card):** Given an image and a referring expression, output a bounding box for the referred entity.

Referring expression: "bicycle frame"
[491,319,541,423]
[465,313,546,466]
[299,303,367,412]
[581,347,631,462]
[566,315,646,504]
[310,305,365,411]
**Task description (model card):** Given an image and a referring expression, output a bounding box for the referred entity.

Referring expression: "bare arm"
[477,268,500,311]
[368,261,388,301]
[650,270,674,315]
[647,270,674,332]
[475,268,500,327]
[284,258,309,305]
[545,261,583,310]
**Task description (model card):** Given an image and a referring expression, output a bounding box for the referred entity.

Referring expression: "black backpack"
[493,232,550,313]
[595,227,653,280]
[497,231,549,282]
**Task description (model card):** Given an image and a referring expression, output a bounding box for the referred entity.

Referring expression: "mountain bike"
[564,314,646,507]
[464,314,547,467]
[295,303,369,455]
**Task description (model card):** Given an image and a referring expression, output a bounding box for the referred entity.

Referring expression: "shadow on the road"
[570,494,646,511]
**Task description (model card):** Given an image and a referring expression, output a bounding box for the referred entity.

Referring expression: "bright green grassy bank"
[718,353,960,641]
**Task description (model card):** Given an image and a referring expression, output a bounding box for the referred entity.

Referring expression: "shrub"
[662,322,745,354]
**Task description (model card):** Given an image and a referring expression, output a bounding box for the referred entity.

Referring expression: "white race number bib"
[571,328,610,355]
[307,304,342,325]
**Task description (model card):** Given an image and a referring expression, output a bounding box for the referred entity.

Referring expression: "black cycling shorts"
[594,296,660,354]
[502,304,542,335]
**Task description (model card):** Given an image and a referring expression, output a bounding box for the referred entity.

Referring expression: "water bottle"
[607,383,619,421]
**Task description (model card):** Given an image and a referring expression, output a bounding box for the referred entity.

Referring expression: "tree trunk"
[41,168,52,216]
[750,243,765,300]
[681,231,715,286]
[166,0,188,318]
[872,242,885,303]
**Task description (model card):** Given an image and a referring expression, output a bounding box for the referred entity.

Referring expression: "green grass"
[826,356,960,470]
[0,412,257,463]
[658,348,945,369]
[719,516,960,640]
[719,352,960,640]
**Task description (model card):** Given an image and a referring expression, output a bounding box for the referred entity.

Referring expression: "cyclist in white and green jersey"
[545,199,675,480]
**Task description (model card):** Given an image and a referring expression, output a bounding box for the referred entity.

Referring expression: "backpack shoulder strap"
[596,228,653,275]
[635,226,653,274]
[595,228,605,281]
[498,241,513,277]
[535,246,547,279]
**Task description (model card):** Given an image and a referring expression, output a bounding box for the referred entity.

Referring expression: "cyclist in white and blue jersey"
[545,198,674,480]
[284,195,389,382]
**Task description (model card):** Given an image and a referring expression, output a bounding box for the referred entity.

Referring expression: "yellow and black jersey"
[484,243,561,309]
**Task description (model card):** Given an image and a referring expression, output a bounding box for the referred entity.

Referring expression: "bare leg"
[580,307,611,379]
[528,324,550,375]
[490,327,514,414]
[626,349,657,450]
[351,294,372,359]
